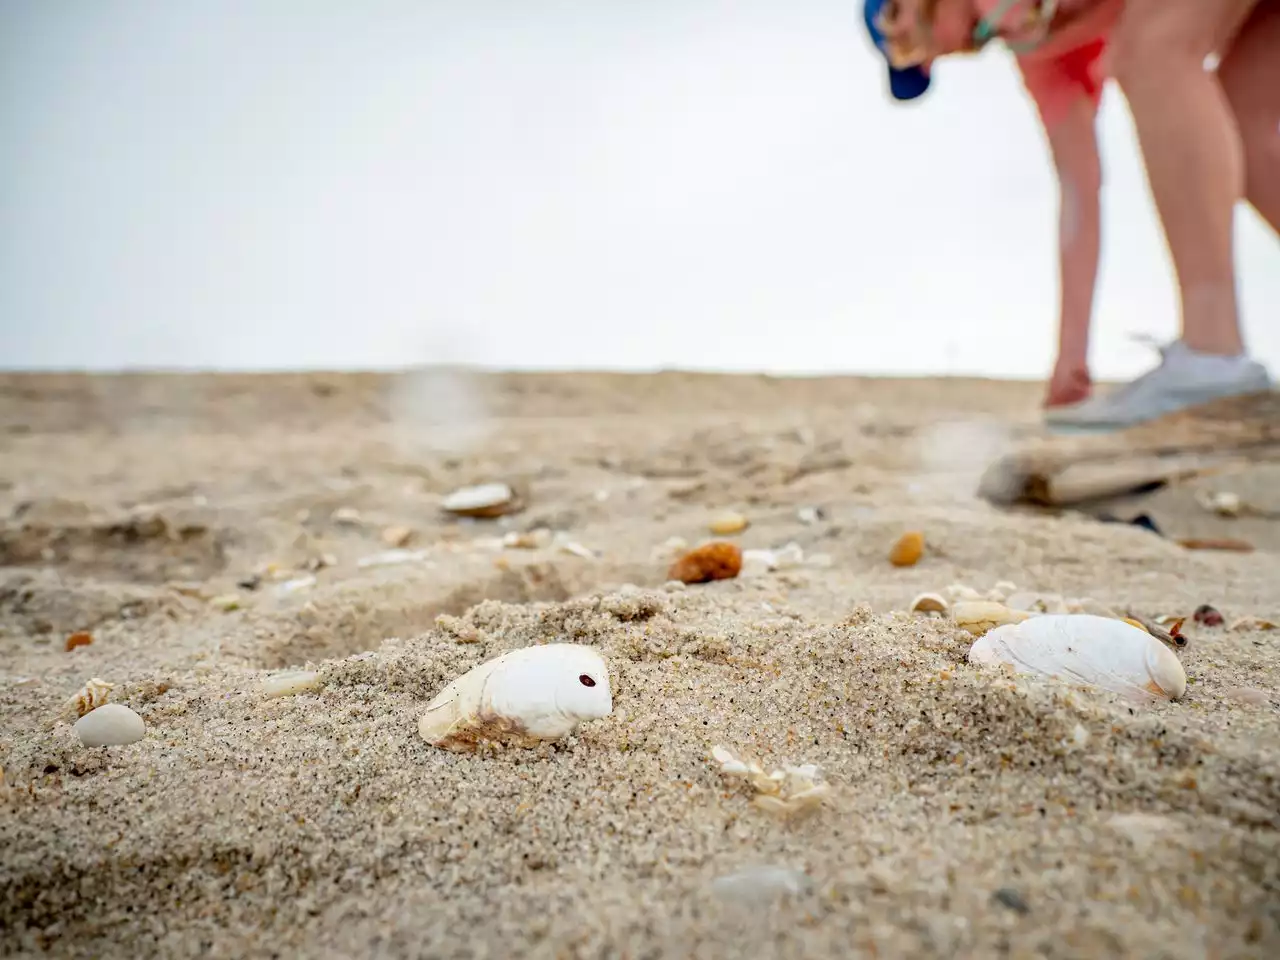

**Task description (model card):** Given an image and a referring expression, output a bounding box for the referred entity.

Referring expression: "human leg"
[1110,0,1258,357]
[1220,0,1280,237]
[1046,0,1273,431]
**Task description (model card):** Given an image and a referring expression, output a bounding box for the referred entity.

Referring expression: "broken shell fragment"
[1196,490,1241,518]
[1229,616,1277,632]
[61,678,114,720]
[441,482,520,519]
[951,601,1033,637]
[260,670,323,698]
[968,614,1186,702]
[710,745,830,816]
[909,593,950,616]
[945,583,983,602]
[74,703,145,747]
[418,643,612,752]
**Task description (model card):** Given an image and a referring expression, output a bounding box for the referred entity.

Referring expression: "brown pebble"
[668,542,743,584]
[65,631,93,652]
[889,531,925,567]
[1193,604,1224,627]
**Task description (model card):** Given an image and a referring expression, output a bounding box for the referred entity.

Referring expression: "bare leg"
[1044,96,1103,407]
[1110,0,1260,357]
[1220,0,1280,237]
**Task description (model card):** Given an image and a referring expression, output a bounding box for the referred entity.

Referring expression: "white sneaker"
[1045,339,1273,431]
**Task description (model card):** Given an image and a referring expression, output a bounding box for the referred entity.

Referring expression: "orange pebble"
[65,631,93,652]
[668,541,743,584]
[889,531,925,567]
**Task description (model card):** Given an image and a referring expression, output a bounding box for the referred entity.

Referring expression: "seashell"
[441,482,519,519]
[418,643,612,751]
[1004,592,1043,613]
[74,703,145,747]
[796,506,825,525]
[668,542,743,584]
[709,511,749,536]
[889,531,925,567]
[968,614,1186,701]
[1068,597,1121,619]
[260,670,323,699]
[381,525,414,547]
[944,583,982,602]
[62,677,113,720]
[1229,616,1277,633]
[357,548,431,568]
[1196,490,1241,518]
[909,592,949,616]
[331,506,363,525]
[951,601,1032,636]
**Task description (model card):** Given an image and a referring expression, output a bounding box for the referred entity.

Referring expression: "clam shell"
[419,643,612,751]
[951,601,1032,636]
[441,482,519,518]
[968,614,1186,701]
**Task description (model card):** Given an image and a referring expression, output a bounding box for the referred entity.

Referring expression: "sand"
[1,370,1278,959]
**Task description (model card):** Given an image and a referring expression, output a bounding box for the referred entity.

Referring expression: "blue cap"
[863,0,931,101]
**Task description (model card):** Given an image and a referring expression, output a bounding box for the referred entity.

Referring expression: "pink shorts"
[1017,37,1109,127]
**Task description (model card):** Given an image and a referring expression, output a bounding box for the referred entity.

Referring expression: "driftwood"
[978,391,1280,507]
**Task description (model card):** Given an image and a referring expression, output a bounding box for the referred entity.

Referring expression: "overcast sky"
[1,0,1277,381]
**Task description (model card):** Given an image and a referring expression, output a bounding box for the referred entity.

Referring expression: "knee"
[1110,7,1215,90]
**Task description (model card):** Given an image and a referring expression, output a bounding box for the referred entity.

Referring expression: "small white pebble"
[74,703,145,747]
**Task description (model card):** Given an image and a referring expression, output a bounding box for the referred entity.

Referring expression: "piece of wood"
[978,391,1280,507]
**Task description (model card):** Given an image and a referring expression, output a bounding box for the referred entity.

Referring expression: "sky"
[1,0,1277,382]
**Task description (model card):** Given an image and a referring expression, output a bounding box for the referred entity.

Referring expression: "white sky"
[1,0,1277,381]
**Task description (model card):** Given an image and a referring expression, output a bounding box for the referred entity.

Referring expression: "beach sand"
[1,370,1277,959]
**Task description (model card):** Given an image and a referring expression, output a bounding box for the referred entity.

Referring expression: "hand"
[1044,362,1092,407]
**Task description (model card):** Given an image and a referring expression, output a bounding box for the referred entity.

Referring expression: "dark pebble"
[992,887,1030,915]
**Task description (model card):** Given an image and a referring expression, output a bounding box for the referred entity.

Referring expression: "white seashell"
[441,482,517,518]
[951,601,1033,636]
[968,614,1186,701]
[944,583,982,602]
[260,670,323,698]
[992,581,1019,599]
[774,542,805,569]
[74,703,145,747]
[711,745,738,766]
[740,549,779,577]
[418,643,612,751]
[357,548,432,568]
[910,592,949,616]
